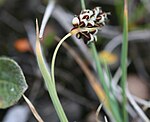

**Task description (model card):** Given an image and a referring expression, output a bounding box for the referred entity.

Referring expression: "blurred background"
[0,0,150,122]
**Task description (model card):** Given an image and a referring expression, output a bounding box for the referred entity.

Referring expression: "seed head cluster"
[72,7,110,45]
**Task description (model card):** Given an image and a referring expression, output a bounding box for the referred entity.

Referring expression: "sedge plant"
[36,0,129,121]
[79,0,122,122]
[50,4,120,122]
[50,5,121,122]
[79,0,128,122]
[36,20,103,122]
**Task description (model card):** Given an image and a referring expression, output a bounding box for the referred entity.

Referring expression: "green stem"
[36,41,68,122]
[51,33,72,86]
[80,0,121,121]
[36,20,68,122]
[90,43,121,122]
[121,0,128,121]
[90,43,108,94]
[80,0,86,10]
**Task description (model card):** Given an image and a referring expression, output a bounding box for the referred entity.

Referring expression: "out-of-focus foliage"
[0,57,28,109]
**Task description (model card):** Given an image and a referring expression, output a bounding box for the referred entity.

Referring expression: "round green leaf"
[0,57,28,109]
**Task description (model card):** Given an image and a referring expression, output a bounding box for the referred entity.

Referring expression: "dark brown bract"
[72,7,110,45]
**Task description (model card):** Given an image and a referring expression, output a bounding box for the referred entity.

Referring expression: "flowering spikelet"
[72,7,110,45]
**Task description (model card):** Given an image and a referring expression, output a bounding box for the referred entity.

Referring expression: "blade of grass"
[120,0,128,121]
[35,19,68,122]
